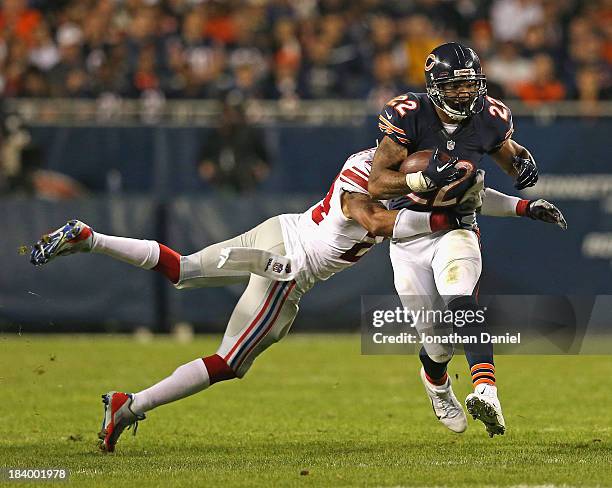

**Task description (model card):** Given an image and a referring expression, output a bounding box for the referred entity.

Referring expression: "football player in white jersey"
[29,147,564,451]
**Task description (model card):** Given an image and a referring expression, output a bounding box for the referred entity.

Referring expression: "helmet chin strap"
[442,106,468,121]
[442,94,481,121]
[431,95,469,121]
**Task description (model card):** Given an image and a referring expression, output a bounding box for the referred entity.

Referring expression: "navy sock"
[448,296,496,387]
[419,347,449,385]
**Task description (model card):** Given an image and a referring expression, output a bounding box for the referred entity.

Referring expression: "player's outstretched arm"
[490,139,539,190]
[480,188,567,229]
[342,191,398,236]
[341,192,461,238]
[368,136,410,199]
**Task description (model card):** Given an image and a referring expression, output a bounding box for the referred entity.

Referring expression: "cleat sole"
[466,396,505,437]
[29,220,92,266]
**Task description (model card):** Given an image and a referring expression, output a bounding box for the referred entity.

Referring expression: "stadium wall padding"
[27,117,612,195]
[0,197,158,329]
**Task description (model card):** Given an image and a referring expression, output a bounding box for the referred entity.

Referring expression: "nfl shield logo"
[447,140,455,151]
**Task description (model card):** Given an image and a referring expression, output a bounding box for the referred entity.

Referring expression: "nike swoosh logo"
[385,110,392,120]
[437,163,451,172]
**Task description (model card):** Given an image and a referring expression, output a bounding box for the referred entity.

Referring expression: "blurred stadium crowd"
[0,0,610,105]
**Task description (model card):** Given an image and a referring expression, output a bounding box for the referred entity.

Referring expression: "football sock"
[153,244,181,283]
[469,361,496,388]
[131,358,211,414]
[203,354,237,385]
[91,234,182,284]
[419,347,449,385]
[447,296,496,389]
[91,233,160,269]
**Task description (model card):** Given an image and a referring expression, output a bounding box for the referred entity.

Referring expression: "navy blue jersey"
[378,92,514,211]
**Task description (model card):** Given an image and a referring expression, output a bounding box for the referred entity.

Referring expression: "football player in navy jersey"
[369,43,538,200]
[368,42,549,437]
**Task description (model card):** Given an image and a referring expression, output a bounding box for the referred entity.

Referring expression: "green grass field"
[1,334,611,487]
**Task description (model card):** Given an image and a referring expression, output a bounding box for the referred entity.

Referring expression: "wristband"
[405,171,433,193]
[516,199,531,217]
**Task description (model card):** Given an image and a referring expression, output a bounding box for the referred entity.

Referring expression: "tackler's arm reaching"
[480,188,567,229]
[458,170,567,229]
[341,191,473,239]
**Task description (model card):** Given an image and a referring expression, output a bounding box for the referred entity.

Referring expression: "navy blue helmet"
[424,42,487,120]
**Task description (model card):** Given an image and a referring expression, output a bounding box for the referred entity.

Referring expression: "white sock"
[131,358,210,414]
[91,233,160,269]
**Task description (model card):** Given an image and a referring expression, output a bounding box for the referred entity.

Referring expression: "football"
[399,149,450,174]
[397,149,477,207]
[399,149,474,177]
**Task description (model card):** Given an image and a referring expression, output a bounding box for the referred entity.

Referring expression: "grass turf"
[1,334,611,487]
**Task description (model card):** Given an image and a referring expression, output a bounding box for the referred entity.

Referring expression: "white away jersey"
[279,148,384,288]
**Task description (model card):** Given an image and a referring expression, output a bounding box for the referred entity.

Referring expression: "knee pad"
[436,258,481,299]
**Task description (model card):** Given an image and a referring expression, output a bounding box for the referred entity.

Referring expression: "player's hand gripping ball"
[420,148,465,188]
[399,149,476,203]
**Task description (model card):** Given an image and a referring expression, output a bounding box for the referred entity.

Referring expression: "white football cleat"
[420,367,467,433]
[30,219,93,266]
[98,391,145,453]
[465,384,506,437]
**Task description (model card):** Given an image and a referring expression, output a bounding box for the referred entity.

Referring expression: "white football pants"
[390,229,482,362]
[176,216,306,377]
